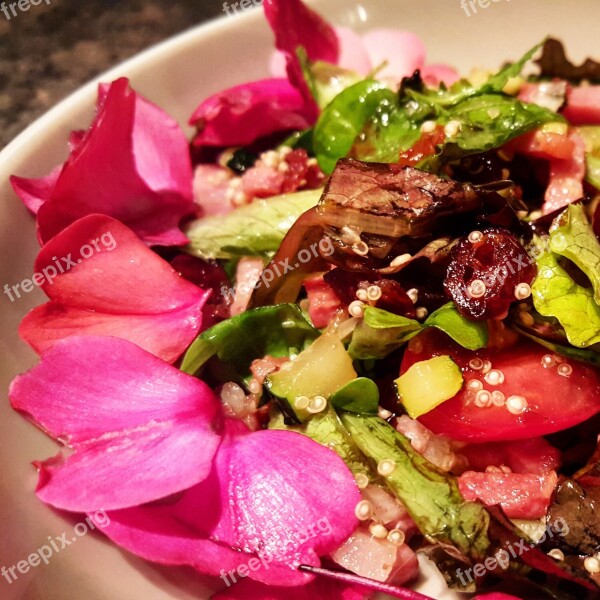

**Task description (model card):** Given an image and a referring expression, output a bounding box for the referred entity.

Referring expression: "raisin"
[444,228,536,320]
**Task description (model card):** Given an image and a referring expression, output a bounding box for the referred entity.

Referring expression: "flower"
[19,214,209,363]
[190,79,313,153]
[10,335,361,589]
[11,78,194,246]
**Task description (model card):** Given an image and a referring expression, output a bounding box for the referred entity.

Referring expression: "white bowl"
[1,1,599,598]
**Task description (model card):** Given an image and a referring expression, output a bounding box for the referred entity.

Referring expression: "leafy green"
[586,154,600,190]
[180,304,318,379]
[269,407,378,479]
[312,41,557,175]
[420,95,561,171]
[184,189,321,260]
[532,248,600,349]
[298,48,363,109]
[313,80,398,174]
[340,414,491,559]
[329,378,379,414]
[550,203,600,303]
[349,303,488,359]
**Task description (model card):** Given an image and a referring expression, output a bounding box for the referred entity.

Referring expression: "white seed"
[356,289,369,302]
[377,459,397,477]
[444,120,462,137]
[584,556,600,574]
[468,230,484,244]
[421,120,437,133]
[378,407,393,420]
[469,358,484,371]
[355,500,372,521]
[547,549,565,561]
[518,311,535,327]
[407,288,419,304]
[514,283,532,300]
[307,395,327,414]
[369,523,389,539]
[387,529,406,546]
[278,161,290,173]
[484,369,505,386]
[506,395,528,415]
[367,285,383,302]
[557,363,573,377]
[499,465,512,474]
[352,241,369,256]
[415,307,429,320]
[349,300,365,318]
[294,396,310,410]
[475,390,493,408]
[355,473,369,489]
[491,390,506,406]
[390,253,412,268]
[468,279,487,299]
[486,465,502,473]
[468,379,484,392]
[542,354,557,369]
[481,360,493,375]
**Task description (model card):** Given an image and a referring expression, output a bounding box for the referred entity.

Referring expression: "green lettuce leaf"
[349,303,488,359]
[184,189,322,260]
[532,252,600,349]
[550,203,600,303]
[329,377,379,414]
[269,407,378,479]
[180,304,318,379]
[340,414,491,559]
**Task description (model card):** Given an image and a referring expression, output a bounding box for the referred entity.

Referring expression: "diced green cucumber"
[266,333,357,422]
[394,355,463,419]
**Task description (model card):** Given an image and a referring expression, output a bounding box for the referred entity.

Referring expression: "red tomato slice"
[458,470,558,519]
[401,330,600,441]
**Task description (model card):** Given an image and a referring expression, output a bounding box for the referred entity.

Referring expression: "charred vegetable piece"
[444,228,536,320]
[536,38,600,83]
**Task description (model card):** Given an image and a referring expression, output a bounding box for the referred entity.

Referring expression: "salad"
[8,1,600,599]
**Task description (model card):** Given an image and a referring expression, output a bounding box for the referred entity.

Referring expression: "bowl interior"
[1,1,599,598]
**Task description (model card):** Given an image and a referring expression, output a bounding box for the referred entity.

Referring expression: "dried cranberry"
[444,228,536,321]
[281,149,325,193]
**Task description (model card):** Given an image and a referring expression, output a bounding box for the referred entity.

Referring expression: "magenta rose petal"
[19,214,208,362]
[264,0,339,117]
[10,166,62,215]
[190,79,312,151]
[173,429,360,586]
[9,336,222,511]
[17,77,194,246]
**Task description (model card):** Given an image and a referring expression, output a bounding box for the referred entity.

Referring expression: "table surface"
[0,0,226,149]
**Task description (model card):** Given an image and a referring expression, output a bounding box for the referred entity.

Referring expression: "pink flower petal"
[19,214,207,362]
[335,27,373,75]
[211,577,368,600]
[10,166,62,214]
[264,0,339,118]
[173,430,360,586]
[20,78,194,246]
[9,336,221,511]
[420,64,461,88]
[362,29,426,81]
[190,79,312,150]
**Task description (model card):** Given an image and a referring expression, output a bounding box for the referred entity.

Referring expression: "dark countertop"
[0,0,225,148]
